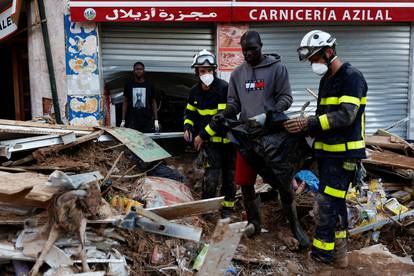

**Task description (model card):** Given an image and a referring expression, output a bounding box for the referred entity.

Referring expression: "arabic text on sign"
[105,8,217,21]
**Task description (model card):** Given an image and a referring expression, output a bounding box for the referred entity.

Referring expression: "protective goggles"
[297,46,323,62]
[191,54,217,68]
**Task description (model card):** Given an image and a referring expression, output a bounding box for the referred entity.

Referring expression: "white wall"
[27,0,67,120]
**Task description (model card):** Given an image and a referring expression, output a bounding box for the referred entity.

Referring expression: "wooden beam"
[364,149,414,171]
[12,47,22,120]
[147,197,224,220]
[366,134,414,154]
[0,119,95,132]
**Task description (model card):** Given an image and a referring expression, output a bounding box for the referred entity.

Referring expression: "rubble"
[0,120,414,275]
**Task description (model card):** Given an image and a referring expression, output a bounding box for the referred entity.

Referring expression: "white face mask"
[200,73,214,86]
[312,63,329,76]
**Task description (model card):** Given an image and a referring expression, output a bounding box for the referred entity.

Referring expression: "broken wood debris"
[365,148,414,171]
[147,196,224,220]
[196,219,247,275]
[1,119,414,275]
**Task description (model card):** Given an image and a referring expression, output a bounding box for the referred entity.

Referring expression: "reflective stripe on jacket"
[308,62,368,159]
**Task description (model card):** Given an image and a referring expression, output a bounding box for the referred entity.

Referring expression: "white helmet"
[297,30,336,62]
[191,49,217,68]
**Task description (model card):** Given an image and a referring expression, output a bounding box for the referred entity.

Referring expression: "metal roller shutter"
[100,23,215,78]
[250,23,411,137]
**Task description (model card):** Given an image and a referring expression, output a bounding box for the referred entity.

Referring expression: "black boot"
[220,206,234,219]
[283,202,311,249]
[243,196,262,237]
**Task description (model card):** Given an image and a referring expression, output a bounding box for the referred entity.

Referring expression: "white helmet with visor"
[191,49,217,68]
[297,30,336,62]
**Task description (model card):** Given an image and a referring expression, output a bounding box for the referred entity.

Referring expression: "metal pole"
[36,0,63,124]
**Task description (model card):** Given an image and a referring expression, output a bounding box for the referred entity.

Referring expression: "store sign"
[232,1,414,22]
[70,1,414,22]
[0,0,20,41]
[70,1,232,22]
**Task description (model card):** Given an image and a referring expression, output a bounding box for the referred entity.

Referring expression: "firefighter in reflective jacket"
[183,49,236,218]
[284,30,368,268]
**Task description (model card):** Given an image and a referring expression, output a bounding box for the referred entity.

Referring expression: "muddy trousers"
[201,143,236,207]
[311,158,357,263]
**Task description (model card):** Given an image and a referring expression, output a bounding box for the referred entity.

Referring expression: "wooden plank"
[147,197,224,220]
[197,219,247,276]
[12,48,22,121]
[103,127,170,162]
[25,182,59,202]
[372,130,414,153]
[0,171,57,204]
[0,172,48,195]
[364,149,414,171]
[0,124,90,139]
[365,135,407,151]
[0,190,49,208]
[0,119,95,132]
[0,166,28,172]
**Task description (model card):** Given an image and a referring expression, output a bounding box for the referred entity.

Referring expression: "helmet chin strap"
[322,49,337,68]
[329,55,338,64]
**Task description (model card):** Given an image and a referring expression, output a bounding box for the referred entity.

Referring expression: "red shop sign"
[70,0,232,22]
[70,1,414,22]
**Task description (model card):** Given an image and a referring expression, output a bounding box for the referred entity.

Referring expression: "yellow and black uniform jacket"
[308,62,368,159]
[184,78,230,143]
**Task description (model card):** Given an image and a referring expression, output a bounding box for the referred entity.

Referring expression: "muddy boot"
[220,206,234,219]
[283,203,311,249]
[333,237,348,268]
[243,197,261,237]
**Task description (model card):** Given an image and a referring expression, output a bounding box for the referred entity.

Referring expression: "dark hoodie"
[227,54,293,121]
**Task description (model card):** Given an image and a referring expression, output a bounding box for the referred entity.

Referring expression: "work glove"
[120,120,126,127]
[154,120,160,133]
[249,113,267,127]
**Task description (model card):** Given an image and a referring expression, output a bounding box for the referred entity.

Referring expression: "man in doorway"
[121,61,160,133]
[284,30,368,268]
[217,31,311,248]
[183,49,236,218]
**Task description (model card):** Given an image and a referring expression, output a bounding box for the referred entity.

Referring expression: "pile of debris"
[338,128,414,260]
[0,119,247,275]
[0,118,414,275]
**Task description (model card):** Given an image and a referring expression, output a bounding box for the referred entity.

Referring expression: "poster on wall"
[65,15,99,76]
[64,14,101,96]
[67,95,102,126]
[217,24,248,71]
